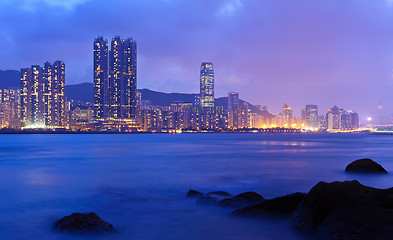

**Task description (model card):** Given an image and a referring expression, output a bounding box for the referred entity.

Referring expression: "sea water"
[0,133,392,240]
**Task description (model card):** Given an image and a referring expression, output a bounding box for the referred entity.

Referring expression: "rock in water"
[291,180,393,240]
[196,191,232,205]
[186,189,203,198]
[345,158,388,174]
[219,192,264,208]
[231,192,306,217]
[206,191,231,198]
[53,212,115,234]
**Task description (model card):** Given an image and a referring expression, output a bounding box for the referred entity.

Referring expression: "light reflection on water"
[0,133,391,239]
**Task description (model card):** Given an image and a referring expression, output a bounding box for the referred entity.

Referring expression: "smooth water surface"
[1,133,393,240]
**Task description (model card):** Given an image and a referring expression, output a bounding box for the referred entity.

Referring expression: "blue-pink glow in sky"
[1,0,393,120]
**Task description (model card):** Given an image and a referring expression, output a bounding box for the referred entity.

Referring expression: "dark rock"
[206,191,231,198]
[186,189,203,198]
[196,191,232,205]
[291,180,393,240]
[232,192,306,217]
[53,212,115,234]
[345,158,388,174]
[219,191,264,208]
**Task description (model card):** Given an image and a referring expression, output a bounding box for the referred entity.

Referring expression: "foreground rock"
[186,189,203,198]
[291,180,393,240]
[232,192,306,217]
[53,212,115,234]
[219,192,264,208]
[196,191,232,205]
[345,158,388,174]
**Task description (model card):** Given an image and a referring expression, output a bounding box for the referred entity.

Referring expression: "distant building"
[69,107,94,126]
[0,89,21,128]
[326,105,342,130]
[108,36,137,119]
[228,92,239,111]
[200,62,214,108]
[283,103,293,126]
[228,92,240,128]
[94,36,137,120]
[21,61,66,127]
[325,106,359,131]
[341,111,359,130]
[93,36,108,118]
[304,105,318,128]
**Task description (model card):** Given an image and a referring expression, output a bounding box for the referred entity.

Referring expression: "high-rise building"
[228,92,239,111]
[228,92,240,128]
[93,36,108,118]
[20,61,66,127]
[283,103,293,126]
[200,62,214,108]
[341,111,359,130]
[326,105,342,130]
[304,105,318,128]
[108,36,137,119]
[0,88,21,128]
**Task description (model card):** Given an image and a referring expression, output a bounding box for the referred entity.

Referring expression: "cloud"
[216,0,243,17]
[1,0,93,11]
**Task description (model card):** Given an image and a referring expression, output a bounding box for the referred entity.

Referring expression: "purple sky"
[1,0,393,120]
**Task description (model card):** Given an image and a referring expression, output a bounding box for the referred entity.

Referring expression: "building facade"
[21,61,66,127]
[108,36,137,119]
[304,105,318,128]
[200,62,214,108]
[93,36,137,120]
[0,89,21,128]
[93,36,108,118]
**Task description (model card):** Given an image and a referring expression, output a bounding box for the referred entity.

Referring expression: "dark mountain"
[0,70,20,88]
[138,88,197,106]
[66,83,94,103]
[0,70,274,117]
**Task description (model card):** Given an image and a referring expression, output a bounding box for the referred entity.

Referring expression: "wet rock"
[206,191,231,198]
[291,180,393,240]
[219,191,264,208]
[186,189,203,198]
[53,212,115,234]
[232,192,306,217]
[345,158,388,174]
[196,191,232,205]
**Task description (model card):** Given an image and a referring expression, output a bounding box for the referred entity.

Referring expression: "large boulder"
[53,212,115,234]
[231,192,306,217]
[291,180,393,240]
[219,191,264,208]
[345,158,388,174]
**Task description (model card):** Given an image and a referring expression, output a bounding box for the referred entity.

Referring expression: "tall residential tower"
[108,36,137,119]
[93,36,108,118]
[21,61,65,127]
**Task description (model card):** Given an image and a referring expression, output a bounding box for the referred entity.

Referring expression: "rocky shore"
[187,158,391,240]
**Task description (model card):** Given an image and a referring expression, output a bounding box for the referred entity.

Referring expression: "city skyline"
[1,1,393,119]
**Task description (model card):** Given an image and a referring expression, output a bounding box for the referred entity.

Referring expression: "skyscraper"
[228,92,239,128]
[326,105,342,130]
[305,105,318,128]
[108,36,137,119]
[283,103,293,126]
[21,61,66,127]
[93,36,108,118]
[200,62,214,108]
